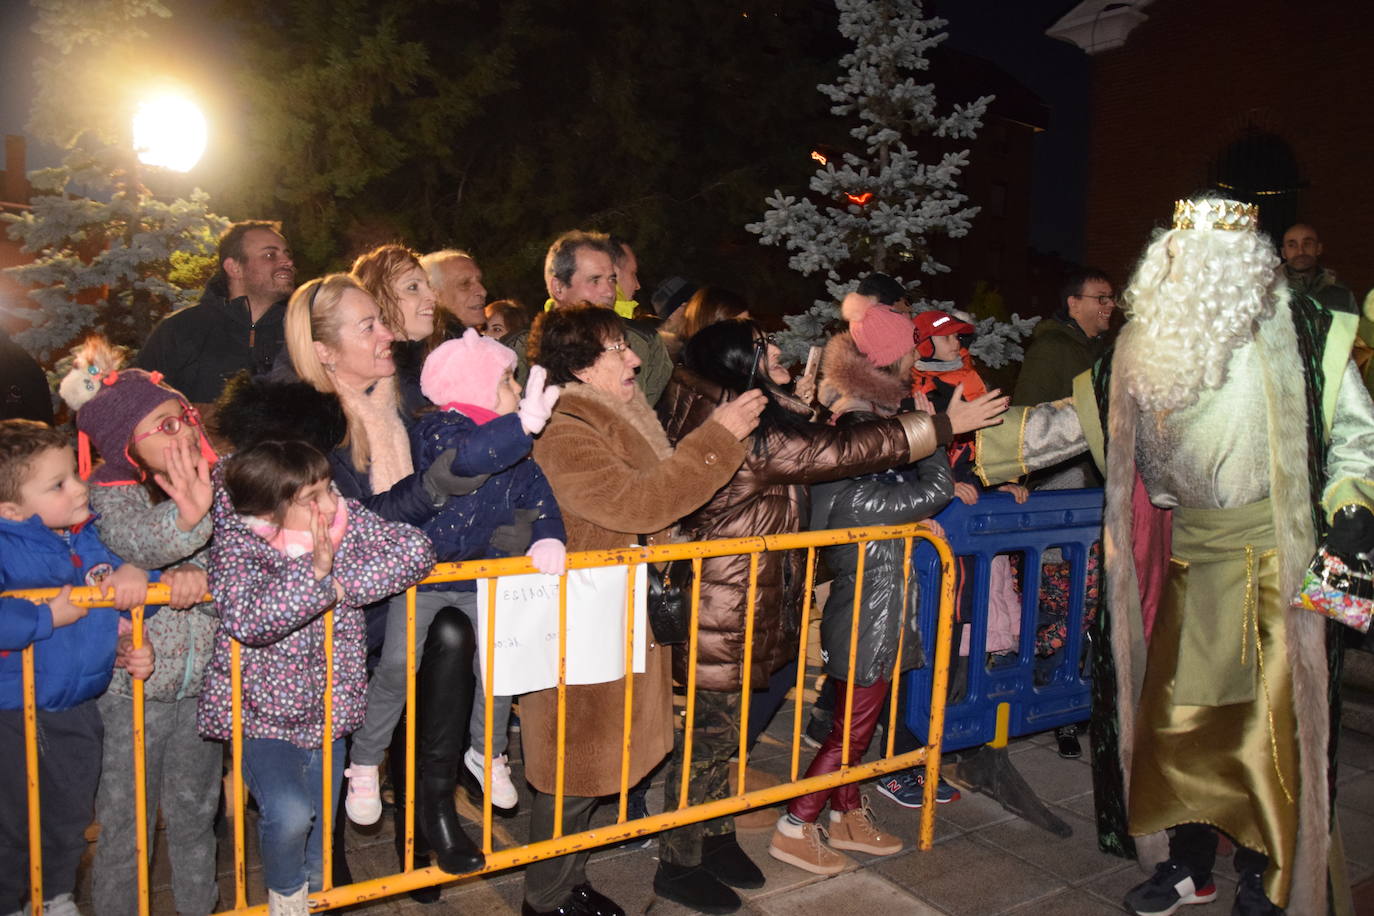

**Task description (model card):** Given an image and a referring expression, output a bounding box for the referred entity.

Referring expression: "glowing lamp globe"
[132,94,207,172]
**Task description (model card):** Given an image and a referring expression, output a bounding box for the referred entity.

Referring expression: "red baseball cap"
[913,310,975,357]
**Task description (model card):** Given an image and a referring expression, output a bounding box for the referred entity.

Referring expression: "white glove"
[527,538,567,576]
[519,365,561,436]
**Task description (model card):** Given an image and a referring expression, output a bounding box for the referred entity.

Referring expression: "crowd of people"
[0,202,1370,916]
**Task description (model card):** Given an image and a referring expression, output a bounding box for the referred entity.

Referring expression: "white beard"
[1116,228,1284,413]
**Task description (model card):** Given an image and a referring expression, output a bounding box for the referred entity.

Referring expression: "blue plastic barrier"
[903,488,1104,752]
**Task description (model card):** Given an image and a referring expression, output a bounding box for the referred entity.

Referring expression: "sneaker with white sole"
[1123,860,1217,916]
[344,764,382,825]
[767,821,851,875]
[464,747,518,810]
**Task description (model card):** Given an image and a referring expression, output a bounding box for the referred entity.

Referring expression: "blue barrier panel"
[903,488,1104,752]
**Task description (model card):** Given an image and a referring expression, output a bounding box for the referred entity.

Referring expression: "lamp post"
[131,92,207,173]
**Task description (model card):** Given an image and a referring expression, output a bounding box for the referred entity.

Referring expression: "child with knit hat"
[59,344,225,916]
[345,328,566,826]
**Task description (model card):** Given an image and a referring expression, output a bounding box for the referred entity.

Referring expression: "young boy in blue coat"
[345,329,565,825]
[0,420,154,916]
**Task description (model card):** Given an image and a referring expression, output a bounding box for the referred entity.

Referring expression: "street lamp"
[131,92,207,173]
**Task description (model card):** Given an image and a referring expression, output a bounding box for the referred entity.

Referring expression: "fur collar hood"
[818,332,907,418]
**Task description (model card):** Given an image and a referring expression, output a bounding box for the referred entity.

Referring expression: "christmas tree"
[748,0,1035,368]
[2,0,226,360]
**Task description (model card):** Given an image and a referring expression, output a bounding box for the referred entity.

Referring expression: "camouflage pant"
[660,688,742,866]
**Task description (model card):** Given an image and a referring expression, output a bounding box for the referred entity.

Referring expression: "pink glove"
[519,365,561,436]
[527,538,567,576]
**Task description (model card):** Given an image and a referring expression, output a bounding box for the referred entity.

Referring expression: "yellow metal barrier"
[5,522,954,915]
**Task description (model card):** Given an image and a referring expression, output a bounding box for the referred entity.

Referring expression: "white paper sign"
[474,565,648,696]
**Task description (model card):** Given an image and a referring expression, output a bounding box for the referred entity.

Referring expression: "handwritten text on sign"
[474,566,648,695]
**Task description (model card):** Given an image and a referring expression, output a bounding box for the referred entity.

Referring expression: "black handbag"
[639,536,693,645]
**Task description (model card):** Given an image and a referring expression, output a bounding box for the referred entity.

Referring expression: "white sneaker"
[267,884,309,916]
[344,763,382,825]
[465,747,519,810]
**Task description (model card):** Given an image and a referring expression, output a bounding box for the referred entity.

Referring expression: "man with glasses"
[1013,268,1115,758]
[1014,268,1116,408]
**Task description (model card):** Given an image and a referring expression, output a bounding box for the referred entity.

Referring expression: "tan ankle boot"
[827,797,903,855]
[768,820,851,875]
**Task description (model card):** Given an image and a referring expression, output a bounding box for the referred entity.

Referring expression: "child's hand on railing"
[954,482,979,506]
[47,585,87,628]
[997,483,1030,504]
[116,633,155,681]
[922,519,946,540]
[103,564,150,611]
[528,538,567,576]
[163,563,208,609]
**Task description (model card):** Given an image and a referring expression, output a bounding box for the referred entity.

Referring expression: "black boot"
[653,861,741,914]
[416,607,484,875]
[701,833,764,889]
[390,712,441,904]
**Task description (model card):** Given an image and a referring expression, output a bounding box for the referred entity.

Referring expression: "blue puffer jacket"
[0,515,128,710]
[411,409,565,591]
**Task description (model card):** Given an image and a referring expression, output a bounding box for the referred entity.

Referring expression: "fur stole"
[1104,299,1328,912]
[558,381,673,461]
[818,332,907,417]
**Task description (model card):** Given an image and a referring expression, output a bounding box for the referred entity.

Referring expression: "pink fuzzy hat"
[421,328,517,410]
[840,292,915,368]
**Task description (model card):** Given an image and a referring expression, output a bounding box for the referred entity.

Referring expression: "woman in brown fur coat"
[522,305,765,916]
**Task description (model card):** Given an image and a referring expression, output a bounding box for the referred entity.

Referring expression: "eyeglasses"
[1076,294,1117,307]
[754,333,778,348]
[130,408,201,445]
[603,341,629,352]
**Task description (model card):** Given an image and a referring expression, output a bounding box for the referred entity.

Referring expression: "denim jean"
[242,737,346,895]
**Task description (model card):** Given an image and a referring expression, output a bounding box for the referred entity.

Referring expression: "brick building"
[1048,0,1373,301]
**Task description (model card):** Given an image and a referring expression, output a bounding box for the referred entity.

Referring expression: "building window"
[1209,128,1301,244]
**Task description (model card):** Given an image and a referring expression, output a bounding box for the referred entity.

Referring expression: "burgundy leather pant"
[788,677,889,822]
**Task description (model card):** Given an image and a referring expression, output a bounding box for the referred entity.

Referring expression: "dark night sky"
[0,0,1092,260]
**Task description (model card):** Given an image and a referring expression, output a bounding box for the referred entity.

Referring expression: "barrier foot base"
[954,746,1072,838]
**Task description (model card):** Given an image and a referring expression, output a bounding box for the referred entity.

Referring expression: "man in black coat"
[137,220,296,404]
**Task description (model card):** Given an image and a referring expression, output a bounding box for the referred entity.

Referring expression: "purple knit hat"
[75,369,210,484]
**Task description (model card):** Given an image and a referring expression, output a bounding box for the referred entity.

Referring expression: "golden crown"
[1172,198,1260,232]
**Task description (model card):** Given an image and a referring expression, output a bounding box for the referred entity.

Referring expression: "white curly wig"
[1116,216,1285,413]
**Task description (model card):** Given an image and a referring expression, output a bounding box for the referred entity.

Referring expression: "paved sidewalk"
[82,680,1374,916]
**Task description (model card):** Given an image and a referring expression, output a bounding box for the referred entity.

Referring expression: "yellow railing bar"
[131,603,150,916]
[678,557,703,809]
[280,746,933,915]
[736,554,760,794]
[23,644,41,915]
[403,588,417,871]
[4,522,954,914]
[553,570,568,838]
[920,532,957,850]
[841,544,866,771]
[320,607,334,891]
[616,562,636,823]
[482,576,498,853]
[230,639,246,909]
[790,547,817,781]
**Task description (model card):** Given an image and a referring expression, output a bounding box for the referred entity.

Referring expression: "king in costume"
[974,197,1374,915]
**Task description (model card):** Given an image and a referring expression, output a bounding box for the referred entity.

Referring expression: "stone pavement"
[81,679,1374,916]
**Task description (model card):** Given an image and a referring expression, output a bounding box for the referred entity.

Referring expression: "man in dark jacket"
[505,229,674,404]
[1014,268,1114,408]
[137,221,296,404]
[0,329,53,423]
[1280,223,1357,314]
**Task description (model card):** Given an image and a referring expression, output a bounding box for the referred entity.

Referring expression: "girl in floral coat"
[197,440,433,915]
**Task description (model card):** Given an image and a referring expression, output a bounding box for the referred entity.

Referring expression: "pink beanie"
[420,329,517,410]
[840,293,915,368]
